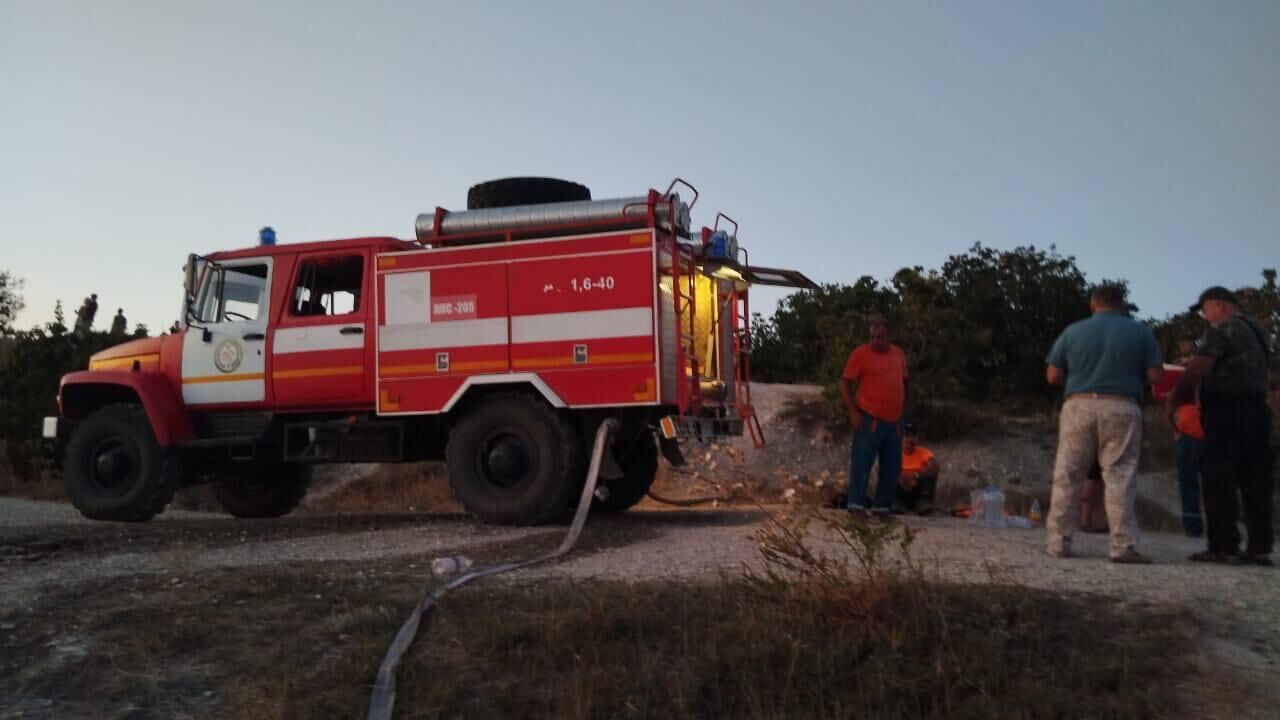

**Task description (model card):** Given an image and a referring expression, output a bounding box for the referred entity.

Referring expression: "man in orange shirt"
[897,423,939,515]
[839,317,908,523]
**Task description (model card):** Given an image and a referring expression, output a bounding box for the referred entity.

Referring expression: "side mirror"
[183,254,198,321]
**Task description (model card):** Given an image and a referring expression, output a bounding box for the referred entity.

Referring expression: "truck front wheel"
[212,463,311,518]
[64,404,180,522]
[446,393,584,525]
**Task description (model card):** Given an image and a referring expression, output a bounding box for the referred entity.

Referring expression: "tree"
[0,271,24,336]
[749,244,1099,409]
[50,300,67,337]
[750,277,897,384]
[937,244,1090,400]
[0,298,120,482]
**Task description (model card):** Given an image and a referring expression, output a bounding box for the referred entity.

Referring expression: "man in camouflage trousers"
[1170,287,1275,566]
[1044,285,1165,563]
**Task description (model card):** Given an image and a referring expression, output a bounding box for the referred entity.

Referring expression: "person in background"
[840,316,908,525]
[1171,286,1274,565]
[896,423,939,515]
[1079,462,1109,533]
[1171,399,1205,537]
[1044,284,1164,563]
[109,309,127,337]
[74,293,98,335]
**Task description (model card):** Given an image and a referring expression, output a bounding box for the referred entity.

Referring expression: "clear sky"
[3,1,1277,334]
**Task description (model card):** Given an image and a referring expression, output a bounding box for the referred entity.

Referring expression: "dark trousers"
[897,471,938,513]
[847,413,902,516]
[1174,435,1204,537]
[1200,393,1274,556]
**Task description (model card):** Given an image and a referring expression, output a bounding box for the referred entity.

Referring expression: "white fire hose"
[366,418,618,720]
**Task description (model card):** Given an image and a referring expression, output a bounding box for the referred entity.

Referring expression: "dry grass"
[1,508,1231,720]
[0,440,65,501]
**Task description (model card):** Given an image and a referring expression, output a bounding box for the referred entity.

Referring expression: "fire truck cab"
[46,178,815,525]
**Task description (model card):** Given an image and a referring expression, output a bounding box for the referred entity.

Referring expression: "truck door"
[182,257,274,405]
[271,250,371,406]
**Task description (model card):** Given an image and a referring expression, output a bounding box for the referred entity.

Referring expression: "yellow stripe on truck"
[379,359,507,378]
[182,372,266,385]
[272,365,364,380]
[90,353,160,371]
[512,351,653,370]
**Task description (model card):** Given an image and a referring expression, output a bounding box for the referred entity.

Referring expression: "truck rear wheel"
[446,393,584,525]
[212,463,311,518]
[465,177,591,210]
[593,433,659,513]
[64,404,180,522]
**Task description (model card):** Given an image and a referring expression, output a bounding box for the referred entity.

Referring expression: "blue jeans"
[1175,435,1204,537]
[847,413,902,516]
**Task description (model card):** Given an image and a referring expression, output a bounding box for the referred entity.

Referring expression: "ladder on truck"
[666,236,700,413]
[730,287,764,448]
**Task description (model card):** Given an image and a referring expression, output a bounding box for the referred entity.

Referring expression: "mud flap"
[657,436,686,467]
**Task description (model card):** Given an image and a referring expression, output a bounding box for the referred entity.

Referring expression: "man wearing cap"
[1170,287,1275,565]
[1044,285,1164,563]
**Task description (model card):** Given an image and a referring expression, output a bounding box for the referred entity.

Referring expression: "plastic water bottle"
[431,555,473,577]
[968,488,984,526]
[983,485,1006,529]
[1028,499,1043,526]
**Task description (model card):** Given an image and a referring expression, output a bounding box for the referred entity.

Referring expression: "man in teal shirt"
[1044,285,1164,563]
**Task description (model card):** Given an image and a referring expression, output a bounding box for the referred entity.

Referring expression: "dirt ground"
[1,497,1278,718]
[2,383,1276,717]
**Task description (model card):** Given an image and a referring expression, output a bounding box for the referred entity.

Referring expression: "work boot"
[1188,550,1239,565]
[1046,536,1073,558]
[1110,548,1153,565]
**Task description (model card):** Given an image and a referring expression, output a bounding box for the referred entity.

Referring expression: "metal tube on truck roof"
[415,194,690,241]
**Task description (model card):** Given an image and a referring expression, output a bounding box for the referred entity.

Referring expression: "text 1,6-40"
[570,276,616,292]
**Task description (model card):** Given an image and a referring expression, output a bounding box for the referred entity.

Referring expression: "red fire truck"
[44,178,814,525]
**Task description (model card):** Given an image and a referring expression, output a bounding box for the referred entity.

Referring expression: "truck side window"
[291,255,363,317]
[197,263,269,323]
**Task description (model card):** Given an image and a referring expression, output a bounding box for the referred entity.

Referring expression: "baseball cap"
[1189,286,1238,313]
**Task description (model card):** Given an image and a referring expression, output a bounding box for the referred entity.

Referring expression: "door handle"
[242,332,266,341]
[340,326,364,335]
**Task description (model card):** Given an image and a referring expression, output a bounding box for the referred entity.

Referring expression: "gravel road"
[3,498,1275,633]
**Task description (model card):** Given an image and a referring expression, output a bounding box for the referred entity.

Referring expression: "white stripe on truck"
[510,307,653,344]
[378,318,509,351]
[273,326,365,355]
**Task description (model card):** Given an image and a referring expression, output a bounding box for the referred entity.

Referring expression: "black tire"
[466,177,591,210]
[446,393,585,525]
[593,433,660,514]
[64,404,180,522]
[212,463,311,518]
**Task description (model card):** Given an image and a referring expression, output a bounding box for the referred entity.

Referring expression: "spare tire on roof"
[466,177,591,210]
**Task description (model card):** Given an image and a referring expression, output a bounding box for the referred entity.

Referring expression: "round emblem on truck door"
[214,339,244,374]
